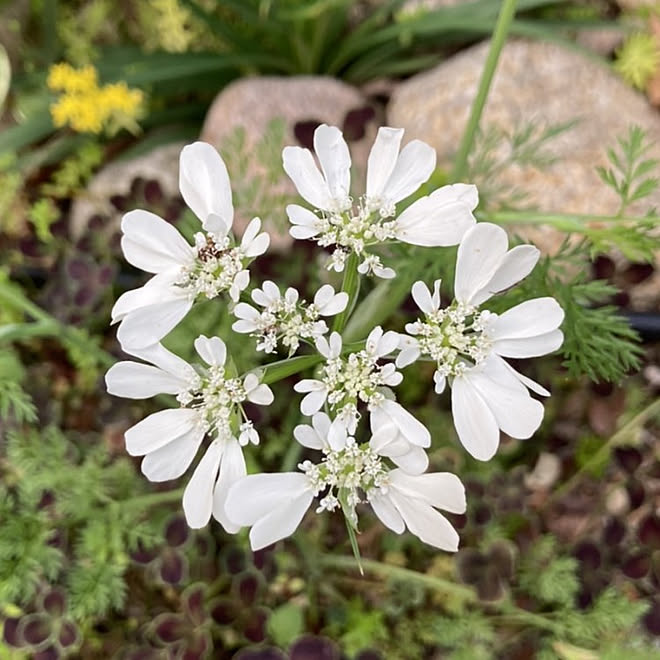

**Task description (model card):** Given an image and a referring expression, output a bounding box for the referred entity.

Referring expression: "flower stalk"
[452,0,519,181]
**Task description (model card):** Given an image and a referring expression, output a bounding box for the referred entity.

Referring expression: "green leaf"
[267,603,305,647]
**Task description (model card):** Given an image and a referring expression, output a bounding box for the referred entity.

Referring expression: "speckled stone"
[69,142,184,238]
[389,39,660,213]
[200,76,378,249]
[388,39,660,304]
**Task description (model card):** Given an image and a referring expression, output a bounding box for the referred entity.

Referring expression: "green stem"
[0,282,114,367]
[332,252,360,335]
[451,0,518,181]
[260,340,364,385]
[480,209,660,228]
[549,397,660,503]
[124,488,185,509]
[319,554,475,600]
[318,554,560,633]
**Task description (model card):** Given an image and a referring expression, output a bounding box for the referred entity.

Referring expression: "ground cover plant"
[1,0,660,658]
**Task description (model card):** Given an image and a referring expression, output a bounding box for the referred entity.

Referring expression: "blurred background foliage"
[1,0,660,658]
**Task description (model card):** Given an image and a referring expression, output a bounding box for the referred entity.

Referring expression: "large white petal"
[249,490,314,551]
[105,361,187,398]
[373,399,431,448]
[369,492,405,534]
[451,375,500,461]
[471,244,540,305]
[388,445,429,475]
[366,127,404,200]
[212,438,246,533]
[225,472,312,525]
[117,297,193,350]
[493,330,564,358]
[194,335,227,367]
[282,146,332,210]
[390,491,460,551]
[454,223,508,305]
[389,470,466,513]
[182,441,223,529]
[426,183,479,210]
[140,426,205,482]
[179,142,233,231]
[465,369,544,440]
[384,139,436,205]
[126,342,196,382]
[491,298,564,340]
[121,210,194,273]
[314,125,351,205]
[495,356,551,396]
[125,408,200,456]
[394,191,476,247]
[110,270,181,323]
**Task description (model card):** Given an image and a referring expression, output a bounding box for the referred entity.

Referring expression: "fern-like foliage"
[518,536,579,609]
[597,125,659,216]
[1,426,160,620]
[492,240,642,383]
[0,348,37,424]
[467,119,577,210]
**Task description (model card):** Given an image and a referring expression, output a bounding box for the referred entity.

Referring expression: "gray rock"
[200,76,377,250]
[69,142,184,239]
[388,39,660,306]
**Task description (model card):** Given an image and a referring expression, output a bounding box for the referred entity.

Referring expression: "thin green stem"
[0,282,114,367]
[452,0,518,181]
[318,554,475,599]
[333,252,361,335]
[124,488,185,509]
[318,554,561,633]
[480,209,660,227]
[548,397,660,503]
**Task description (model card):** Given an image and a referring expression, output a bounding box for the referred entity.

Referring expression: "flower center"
[251,297,325,355]
[176,232,245,299]
[408,302,494,377]
[299,439,389,522]
[176,364,246,439]
[321,349,393,423]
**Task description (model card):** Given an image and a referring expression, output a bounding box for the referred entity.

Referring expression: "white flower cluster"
[232,281,348,355]
[106,124,564,555]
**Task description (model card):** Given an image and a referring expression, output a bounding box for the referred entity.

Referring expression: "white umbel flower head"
[397,223,565,461]
[283,124,477,278]
[105,335,273,529]
[232,281,348,355]
[294,326,420,448]
[111,142,270,350]
[224,421,465,552]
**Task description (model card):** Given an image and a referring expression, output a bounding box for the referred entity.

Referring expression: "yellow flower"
[615,33,660,90]
[47,62,97,94]
[48,63,144,135]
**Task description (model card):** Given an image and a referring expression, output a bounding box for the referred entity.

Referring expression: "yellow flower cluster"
[47,63,144,135]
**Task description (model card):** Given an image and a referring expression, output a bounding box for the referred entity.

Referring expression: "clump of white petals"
[105,335,273,529]
[225,412,466,551]
[397,223,565,461]
[232,281,348,355]
[111,142,270,350]
[283,124,477,278]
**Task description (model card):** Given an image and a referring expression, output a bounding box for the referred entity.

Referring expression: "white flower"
[294,327,407,447]
[225,427,465,552]
[111,142,270,350]
[283,124,477,278]
[397,223,565,461]
[105,335,273,529]
[368,470,466,551]
[232,281,348,355]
